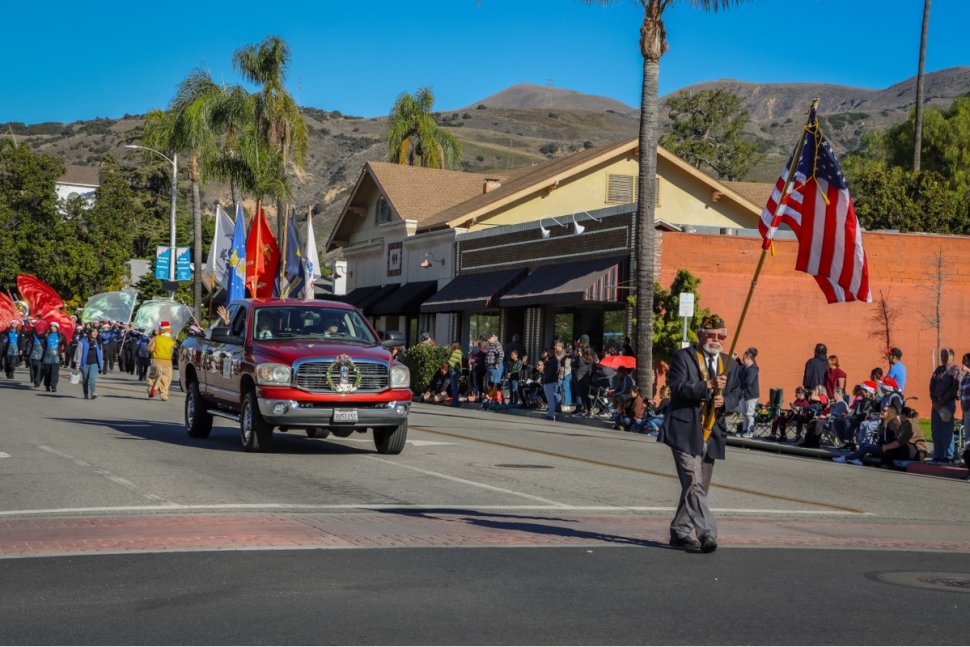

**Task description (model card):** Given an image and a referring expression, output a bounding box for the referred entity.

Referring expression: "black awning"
[357,283,400,314]
[369,281,439,317]
[340,284,382,307]
[498,257,627,308]
[420,268,529,313]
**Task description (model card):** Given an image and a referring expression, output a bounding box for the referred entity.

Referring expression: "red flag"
[0,292,18,326]
[17,274,65,316]
[245,207,280,298]
[758,107,871,304]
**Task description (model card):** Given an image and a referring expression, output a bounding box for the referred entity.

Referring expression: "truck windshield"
[252,306,378,344]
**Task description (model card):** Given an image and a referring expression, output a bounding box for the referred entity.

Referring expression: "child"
[482,381,504,410]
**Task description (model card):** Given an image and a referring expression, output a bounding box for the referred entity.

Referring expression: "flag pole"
[702,98,819,437]
[208,203,218,319]
[279,204,289,294]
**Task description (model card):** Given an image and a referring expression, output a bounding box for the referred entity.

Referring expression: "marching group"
[0,318,178,401]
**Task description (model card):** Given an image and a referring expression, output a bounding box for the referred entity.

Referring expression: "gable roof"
[58,165,99,187]
[720,181,774,212]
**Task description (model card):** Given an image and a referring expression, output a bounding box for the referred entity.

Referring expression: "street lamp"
[126,144,177,297]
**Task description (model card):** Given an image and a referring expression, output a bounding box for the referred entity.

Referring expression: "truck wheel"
[240,390,273,452]
[185,381,213,439]
[374,419,408,455]
[306,427,330,439]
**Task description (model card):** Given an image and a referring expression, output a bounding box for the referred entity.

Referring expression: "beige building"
[326,138,772,346]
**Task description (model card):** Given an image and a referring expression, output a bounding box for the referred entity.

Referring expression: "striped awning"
[420,268,528,313]
[498,257,627,308]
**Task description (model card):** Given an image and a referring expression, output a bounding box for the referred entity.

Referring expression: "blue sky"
[6,0,966,125]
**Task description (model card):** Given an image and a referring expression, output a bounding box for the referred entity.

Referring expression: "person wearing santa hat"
[844,381,881,451]
[1,319,24,380]
[41,321,65,392]
[146,321,176,401]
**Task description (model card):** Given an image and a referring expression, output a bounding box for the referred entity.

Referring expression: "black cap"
[700,315,726,330]
[745,347,758,358]
[889,347,902,359]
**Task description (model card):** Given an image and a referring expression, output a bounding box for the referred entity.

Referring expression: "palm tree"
[386,87,461,169]
[914,0,932,171]
[587,0,751,394]
[232,36,308,242]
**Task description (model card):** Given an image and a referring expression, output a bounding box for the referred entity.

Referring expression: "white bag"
[69,370,81,385]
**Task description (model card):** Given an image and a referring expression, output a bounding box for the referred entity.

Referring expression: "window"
[606,174,661,206]
[251,306,378,344]
[554,313,574,345]
[375,196,390,224]
[468,313,499,346]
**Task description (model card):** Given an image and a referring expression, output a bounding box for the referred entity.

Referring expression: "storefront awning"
[498,256,627,308]
[420,268,528,313]
[369,281,438,317]
[357,283,400,314]
[339,284,382,308]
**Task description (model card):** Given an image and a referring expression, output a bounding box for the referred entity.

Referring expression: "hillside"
[2,66,965,245]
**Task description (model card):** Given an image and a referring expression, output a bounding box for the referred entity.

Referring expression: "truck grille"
[295,361,389,393]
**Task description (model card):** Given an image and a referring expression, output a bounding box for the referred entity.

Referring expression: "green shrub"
[403,344,450,395]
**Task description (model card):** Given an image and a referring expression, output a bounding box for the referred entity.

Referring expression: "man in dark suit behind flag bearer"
[658,314,741,554]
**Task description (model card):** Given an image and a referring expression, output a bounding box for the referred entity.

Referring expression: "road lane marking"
[0,504,868,517]
[410,425,866,515]
[0,452,9,459]
[333,439,455,447]
[366,456,571,507]
[35,445,178,506]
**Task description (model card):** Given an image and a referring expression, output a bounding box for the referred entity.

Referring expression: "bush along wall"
[403,344,451,395]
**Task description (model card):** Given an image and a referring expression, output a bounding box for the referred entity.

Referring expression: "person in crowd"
[122,325,137,375]
[641,385,672,434]
[847,380,881,449]
[611,365,635,413]
[929,348,959,463]
[41,321,65,392]
[101,323,118,373]
[615,384,646,431]
[507,349,523,407]
[73,327,102,399]
[959,353,970,456]
[621,337,635,357]
[870,367,884,382]
[833,399,900,465]
[66,324,81,368]
[2,319,24,379]
[25,322,45,387]
[572,345,594,417]
[447,341,463,407]
[422,363,451,404]
[469,340,487,403]
[541,347,559,422]
[886,347,907,394]
[802,343,828,393]
[147,321,176,401]
[482,380,504,411]
[504,334,526,369]
[802,387,849,448]
[825,355,847,400]
[419,332,435,346]
[135,330,151,381]
[557,342,572,413]
[659,314,740,554]
[770,386,813,442]
[521,356,541,407]
[734,347,760,438]
[877,406,928,463]
[485,333,504,389]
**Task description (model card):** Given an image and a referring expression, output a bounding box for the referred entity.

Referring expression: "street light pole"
[126,145,178,297]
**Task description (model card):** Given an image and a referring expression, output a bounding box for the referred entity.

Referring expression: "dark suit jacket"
[658,345,741,460]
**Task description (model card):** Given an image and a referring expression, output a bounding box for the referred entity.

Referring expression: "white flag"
[303,212,321,300]
[204,205,236,292]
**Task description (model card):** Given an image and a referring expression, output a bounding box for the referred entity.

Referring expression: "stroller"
[521,379,546,411]
[588,364,616,417]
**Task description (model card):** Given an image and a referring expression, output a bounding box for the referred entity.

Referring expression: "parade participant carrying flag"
[245,206,280,298]
[304,207,321,301]
[226,204,247,304]
[758,100,872,304]
[205,204,236,293]
[275,211,306,299]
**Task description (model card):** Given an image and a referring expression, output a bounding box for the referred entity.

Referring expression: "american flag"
[758,107,872,303]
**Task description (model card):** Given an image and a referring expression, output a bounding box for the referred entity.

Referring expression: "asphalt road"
[1,367,969,644]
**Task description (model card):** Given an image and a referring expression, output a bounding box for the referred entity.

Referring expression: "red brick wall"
[659,230,970,411]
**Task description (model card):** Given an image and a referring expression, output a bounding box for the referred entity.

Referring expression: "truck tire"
[374,419,408,455]
[185,381,213,438]
[306,427,330,439]
[240,390,274,452]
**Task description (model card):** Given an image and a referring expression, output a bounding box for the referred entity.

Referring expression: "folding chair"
[753,388,783,437]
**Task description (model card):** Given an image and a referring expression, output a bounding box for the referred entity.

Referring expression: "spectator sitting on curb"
[770,387,812,442]
[644,385,672,434]
[421,364,451,404]
[833,399,903,466]
[611,365,635,412]
[801,387,849,448]
[846,381,880,450]
[615,384,646,431]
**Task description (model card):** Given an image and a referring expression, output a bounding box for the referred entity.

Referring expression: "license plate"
[333,409,358,423]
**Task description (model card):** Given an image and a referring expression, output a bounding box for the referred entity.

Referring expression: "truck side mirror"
[383,330,405,348]
[211,326,240,345]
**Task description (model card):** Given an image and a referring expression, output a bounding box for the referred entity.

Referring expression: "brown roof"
[420,139,639,231]
[57,165,100,187]
[367,161,512,223]
[720,181,774,211]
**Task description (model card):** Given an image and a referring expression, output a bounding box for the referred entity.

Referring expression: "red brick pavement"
[1,513,968,557]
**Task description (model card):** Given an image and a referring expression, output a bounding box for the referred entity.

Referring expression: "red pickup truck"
[178,298,412,454]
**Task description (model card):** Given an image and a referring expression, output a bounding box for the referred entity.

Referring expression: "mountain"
[464,83,635,113]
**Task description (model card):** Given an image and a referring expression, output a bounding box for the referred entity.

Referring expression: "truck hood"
[251,340,394,365]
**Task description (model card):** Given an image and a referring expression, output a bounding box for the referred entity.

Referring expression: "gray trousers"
[670,442,717,541]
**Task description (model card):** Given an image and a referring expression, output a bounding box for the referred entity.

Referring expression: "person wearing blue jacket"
[2,320,25,379]
[72,328,103,399]
[26,325,46,387]
[42,322,65,392]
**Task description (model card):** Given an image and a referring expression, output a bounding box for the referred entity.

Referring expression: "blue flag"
[275,215,306,299]
[226,204,247,303]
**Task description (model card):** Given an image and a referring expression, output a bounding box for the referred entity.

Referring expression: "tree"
[233,35,309,242]
[921,246,949,358]
[386,87,462,169]
[869,289,902,357]
[914,0,932,170]
[849,165,965,234]
[587,0,752,395]
[661,88,763,180]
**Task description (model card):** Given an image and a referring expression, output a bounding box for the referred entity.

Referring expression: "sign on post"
[154,247,171,280]
[154,246,192,281]
[679,292,695,349]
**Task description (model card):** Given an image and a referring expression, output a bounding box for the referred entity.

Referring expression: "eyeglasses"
[705,333,727,341]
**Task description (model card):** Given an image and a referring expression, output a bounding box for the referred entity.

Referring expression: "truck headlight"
[390,365,410,388]
[256,363,292,386]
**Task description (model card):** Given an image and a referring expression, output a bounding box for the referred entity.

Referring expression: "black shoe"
[51,388,56,393]
[700,536,718,554]
[669,536,701,550]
